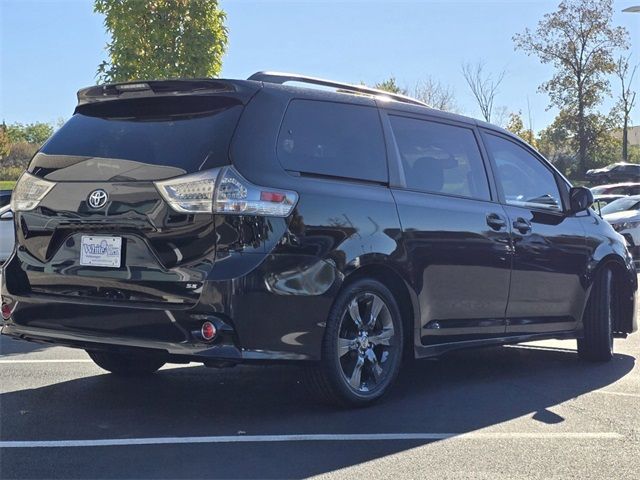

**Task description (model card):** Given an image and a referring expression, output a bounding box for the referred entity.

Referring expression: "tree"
[583,112,620,167]
[538,109,621,178]
[4,142,39,168]
[506,112,537,148]
[514,0,628,175]
[461,61,505,122]
[374,76,458,112]
[412,77,458,112]
[0,122,10,160]
[537,111,576,174]
[491,106,510,128]
[613,55,637,162]
[374,77,406,95]
[5,122,53,145]
[94,0,228,83]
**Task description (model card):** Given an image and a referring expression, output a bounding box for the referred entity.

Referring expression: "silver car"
[602,196,640,268]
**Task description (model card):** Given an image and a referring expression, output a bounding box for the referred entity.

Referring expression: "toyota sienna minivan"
[2,72,637,406]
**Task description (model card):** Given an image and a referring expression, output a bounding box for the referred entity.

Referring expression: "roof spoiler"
[76,79,254,107]
[248,71,429,107]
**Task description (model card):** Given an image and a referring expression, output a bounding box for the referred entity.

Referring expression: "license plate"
[80,235,122,268]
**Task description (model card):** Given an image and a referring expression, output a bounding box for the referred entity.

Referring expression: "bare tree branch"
[461,61,506,122]
[411,77,458,112]
[614,54,638,161]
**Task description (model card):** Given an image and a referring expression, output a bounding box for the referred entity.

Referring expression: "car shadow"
[0,344,635,479]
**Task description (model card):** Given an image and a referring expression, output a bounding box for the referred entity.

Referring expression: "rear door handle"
[486,213,507,231]
[513,217,532,234]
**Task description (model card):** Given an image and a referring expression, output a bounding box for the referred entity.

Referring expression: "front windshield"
[600,197,640,215]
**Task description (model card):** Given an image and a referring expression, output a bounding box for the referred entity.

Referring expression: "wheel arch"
[590,254,637,334]
[341,262,420,359]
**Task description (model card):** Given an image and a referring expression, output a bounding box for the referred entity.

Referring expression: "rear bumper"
[1,323,244,363]
[1,252,339,362]
[0,294,318,363]
[0,299,316,366]
[0,293,245,363]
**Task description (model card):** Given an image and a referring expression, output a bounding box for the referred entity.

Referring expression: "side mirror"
[0,210,13,221]
[569,187,594,213]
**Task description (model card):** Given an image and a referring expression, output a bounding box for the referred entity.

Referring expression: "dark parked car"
[2,73,637,406]
[586,162,640,184]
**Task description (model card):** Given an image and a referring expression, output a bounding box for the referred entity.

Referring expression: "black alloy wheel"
[305,279,403,406]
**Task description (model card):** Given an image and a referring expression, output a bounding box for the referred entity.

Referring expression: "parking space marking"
[594,390,640,399]
[0,359,199,366]
[0,359,94,364]
[0,432,624,448]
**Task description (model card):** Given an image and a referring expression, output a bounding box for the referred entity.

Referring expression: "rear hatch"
[12,80,258,306]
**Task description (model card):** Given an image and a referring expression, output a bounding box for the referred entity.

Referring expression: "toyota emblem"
[88,189,108,209]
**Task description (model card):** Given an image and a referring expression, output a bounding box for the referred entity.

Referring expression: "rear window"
[277,99,387,183]
[39,96,243,174]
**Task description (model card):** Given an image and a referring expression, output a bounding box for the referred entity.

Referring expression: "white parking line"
[0,359,202,370]
[0,359,93,364]
[0,432,624,448]
[594,390,640,399]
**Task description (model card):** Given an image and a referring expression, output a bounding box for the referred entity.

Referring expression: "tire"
[86,350,166,376]
[305,278,404,407]
[577,268,614,362]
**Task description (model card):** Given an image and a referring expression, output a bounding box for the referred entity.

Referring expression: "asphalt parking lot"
[1,308,638,479]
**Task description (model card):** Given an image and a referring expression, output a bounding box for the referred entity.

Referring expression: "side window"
[389,115,491,201]
[277,99,387,183]
[484,134,562,211]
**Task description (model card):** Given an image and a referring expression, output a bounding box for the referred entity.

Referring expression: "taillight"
[214,167,298,217]
[155,166,298,217]
[154,169,218,213]
[10,172,56,212]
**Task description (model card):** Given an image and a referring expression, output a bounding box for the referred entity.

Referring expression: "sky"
[1,0,639,133]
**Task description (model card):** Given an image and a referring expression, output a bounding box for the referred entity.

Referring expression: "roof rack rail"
[247,71,428,107]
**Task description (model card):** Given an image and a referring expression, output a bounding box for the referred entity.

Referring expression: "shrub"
[2,141,38,168]
[0,166,25,181]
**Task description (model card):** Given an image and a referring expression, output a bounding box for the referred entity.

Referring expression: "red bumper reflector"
[201,321,217,341]
[1,303,12,320]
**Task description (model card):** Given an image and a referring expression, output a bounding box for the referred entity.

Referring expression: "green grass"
[0,181,16,190]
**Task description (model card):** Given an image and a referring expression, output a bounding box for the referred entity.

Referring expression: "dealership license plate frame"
[80,235,123,268]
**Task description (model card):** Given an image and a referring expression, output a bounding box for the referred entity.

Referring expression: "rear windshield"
[38,96,242,176]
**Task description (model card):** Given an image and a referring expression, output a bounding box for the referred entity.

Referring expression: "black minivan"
[2,72,637,406]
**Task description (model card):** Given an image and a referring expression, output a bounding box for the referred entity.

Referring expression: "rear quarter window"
[277,99,388,183]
